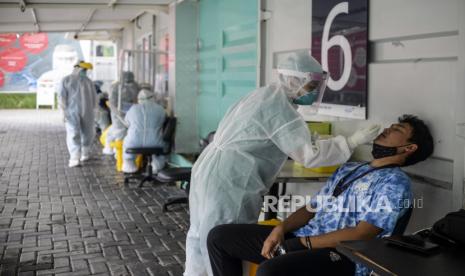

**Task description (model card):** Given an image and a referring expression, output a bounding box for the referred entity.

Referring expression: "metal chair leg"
[138,162,153,188]
[163,196,188,212]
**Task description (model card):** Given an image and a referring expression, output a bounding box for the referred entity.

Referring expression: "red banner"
[0,33,17,48]
[0,70,4,87]
[0,48,28,72]
[20,33,48,54]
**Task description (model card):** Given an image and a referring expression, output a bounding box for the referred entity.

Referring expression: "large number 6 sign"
[322,2,352,91]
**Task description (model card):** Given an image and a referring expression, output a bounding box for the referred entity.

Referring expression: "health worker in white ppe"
[59,61,97,168]
[122,89,167,173]
[103,71,139,155]
[184,52,381,276]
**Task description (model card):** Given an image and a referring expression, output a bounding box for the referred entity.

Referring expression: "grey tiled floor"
[0,110,189,276]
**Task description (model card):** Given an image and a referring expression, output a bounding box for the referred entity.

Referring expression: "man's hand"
[347,125,381,150]
[261,225,285,259]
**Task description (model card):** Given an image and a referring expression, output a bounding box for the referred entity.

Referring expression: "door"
[197,0,260,138]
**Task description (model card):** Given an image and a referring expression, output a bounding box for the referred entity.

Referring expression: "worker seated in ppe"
[102,71,139,155]
[58,61,97,168]
[122,89,167,173]
[94,80,111,133]
[184,51,382,276]
[207,114,434,276]
[139,82,165,106]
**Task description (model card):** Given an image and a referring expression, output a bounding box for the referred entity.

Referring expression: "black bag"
[431,209,465,246]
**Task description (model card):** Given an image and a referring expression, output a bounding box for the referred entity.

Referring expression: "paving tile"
[0,110,189,276]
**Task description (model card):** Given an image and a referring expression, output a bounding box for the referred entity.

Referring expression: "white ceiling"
[0,0,175,35]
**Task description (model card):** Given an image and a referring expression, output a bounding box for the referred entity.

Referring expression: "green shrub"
[0,93,56,109]
[0,93,36,109]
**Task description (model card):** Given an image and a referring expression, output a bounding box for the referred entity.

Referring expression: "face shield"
[74,62,93,78]
[76,68,92,78]
[279,69,328,108]
[276,51,328,112]
[137,89,154,104]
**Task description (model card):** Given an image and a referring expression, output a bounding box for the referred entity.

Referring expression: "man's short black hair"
[399,114,434,166]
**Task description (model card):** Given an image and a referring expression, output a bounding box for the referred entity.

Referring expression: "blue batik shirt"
[293,162,412,276]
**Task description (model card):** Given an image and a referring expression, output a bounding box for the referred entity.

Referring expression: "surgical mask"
[79,70,87,77]
[371,143,411,159]
[293,91,318,105]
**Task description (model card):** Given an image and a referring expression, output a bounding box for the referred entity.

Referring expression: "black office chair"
[392,205,413,236]
[157,131,216,212]
[156,167,191,212]
[124,117,177,187]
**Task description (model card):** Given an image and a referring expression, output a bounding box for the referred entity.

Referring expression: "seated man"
[207,114,434,276]
[122,89,167,173]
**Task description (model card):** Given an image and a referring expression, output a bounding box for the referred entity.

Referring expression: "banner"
[0,33,17,48]
[0,71,4,87]
[20,33,48,54]
[0,48,28,72]
[0,33,84,93]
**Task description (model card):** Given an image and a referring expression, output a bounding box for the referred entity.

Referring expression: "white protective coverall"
[122,89,166,173]
[59,67,97,165]
[103,72,139,154]
[184,52,380,275]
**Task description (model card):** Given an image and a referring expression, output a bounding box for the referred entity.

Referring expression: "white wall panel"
[369,0,458,41]
[368,61,456,159]
[407,180,454,232]
[372,35,458,62]
[264,0,312,84]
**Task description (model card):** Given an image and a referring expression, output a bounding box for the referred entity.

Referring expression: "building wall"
[266,0,465,231]
[170,1,200,153]
[121,23,134,51]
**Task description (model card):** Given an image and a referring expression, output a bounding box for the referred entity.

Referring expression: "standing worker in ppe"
[59,61,97,168]
[122,89,167,173]
[185,52,381,276]
[102,71,139,155]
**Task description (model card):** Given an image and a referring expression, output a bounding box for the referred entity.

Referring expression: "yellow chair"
[248,219,282,276]
[99,125,111,147]
[293,161,339,174]
[110,139,142,172]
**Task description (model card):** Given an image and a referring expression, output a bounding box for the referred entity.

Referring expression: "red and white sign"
[0,71,4,87]
[0,48,28,72]
[0,33,17,48]
[19,33,48,54]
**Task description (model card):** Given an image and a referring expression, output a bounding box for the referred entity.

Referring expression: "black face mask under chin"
[371,143,407,159]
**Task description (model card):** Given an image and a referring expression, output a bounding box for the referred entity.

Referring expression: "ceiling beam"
[0,21,128,34]
[30,8,40,32]
[79,9,96,33]
[0,3,169,13]
[0,27,123,34]
[0,20,130,26]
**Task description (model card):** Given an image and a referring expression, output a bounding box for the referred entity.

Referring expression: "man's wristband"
[305,236,312,250]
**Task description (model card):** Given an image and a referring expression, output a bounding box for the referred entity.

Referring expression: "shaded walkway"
[0,110,188,276]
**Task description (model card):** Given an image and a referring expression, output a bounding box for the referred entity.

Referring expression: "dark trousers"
[207,224,355,276]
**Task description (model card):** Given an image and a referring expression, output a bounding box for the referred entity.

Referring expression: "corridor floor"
[0,110,189,276]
